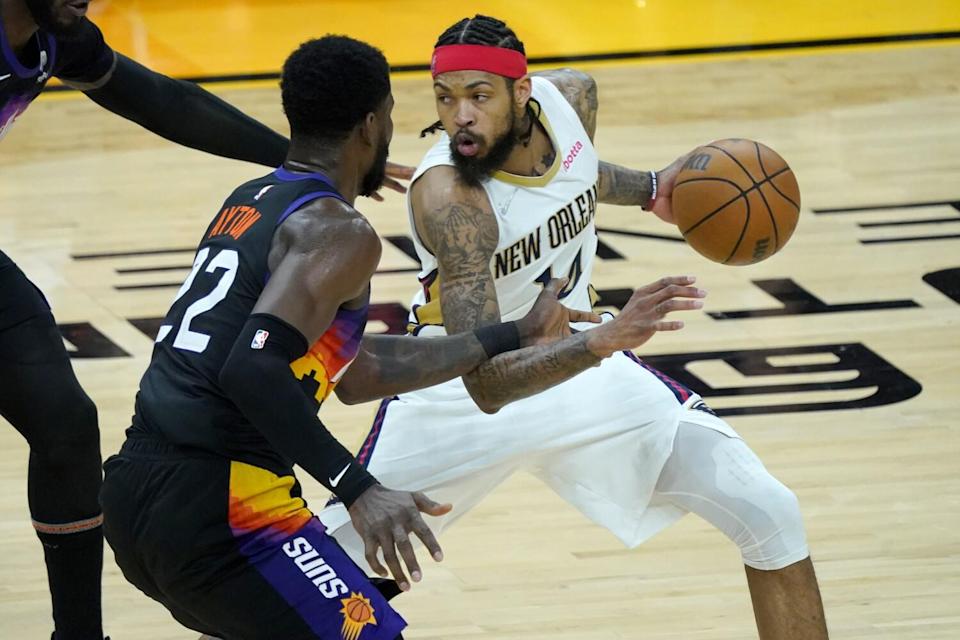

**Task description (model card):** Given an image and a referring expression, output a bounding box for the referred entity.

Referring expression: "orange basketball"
[671,139,801,265]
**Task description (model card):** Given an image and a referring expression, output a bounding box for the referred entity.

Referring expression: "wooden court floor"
[2,16,959,640]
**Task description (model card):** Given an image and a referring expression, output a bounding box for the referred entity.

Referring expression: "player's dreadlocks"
[420,15,539,138]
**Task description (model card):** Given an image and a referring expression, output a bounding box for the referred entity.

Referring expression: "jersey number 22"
[156,247,238,353]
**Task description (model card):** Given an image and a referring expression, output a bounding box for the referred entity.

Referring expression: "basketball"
[671,139,801,265]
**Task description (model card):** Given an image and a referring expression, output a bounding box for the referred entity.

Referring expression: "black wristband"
[473,321,521,358]
[222,313,378,507]
[336,473,379,509]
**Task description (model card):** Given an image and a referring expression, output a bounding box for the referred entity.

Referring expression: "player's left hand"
[649,151,695,225]
[516,277,602,346]
[367,161,416,202]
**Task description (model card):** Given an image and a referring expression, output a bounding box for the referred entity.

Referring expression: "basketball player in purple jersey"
[0,2,408,638]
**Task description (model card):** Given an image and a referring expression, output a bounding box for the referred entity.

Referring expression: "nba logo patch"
[251,329,269,349]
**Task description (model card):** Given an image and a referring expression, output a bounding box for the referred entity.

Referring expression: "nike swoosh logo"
[329,463,351,488]
[0,74,11,82]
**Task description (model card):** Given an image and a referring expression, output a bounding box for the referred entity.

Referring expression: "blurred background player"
[320,15,828,640]
[0,1,413,638]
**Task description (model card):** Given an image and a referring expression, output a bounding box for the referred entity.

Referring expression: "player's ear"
[513,75,533,109]
[359,111,378,146]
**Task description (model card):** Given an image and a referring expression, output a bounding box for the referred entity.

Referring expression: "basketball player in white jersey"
[321,15,828,639]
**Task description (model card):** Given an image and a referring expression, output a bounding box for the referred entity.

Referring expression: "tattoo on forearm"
[469,332,601,409]
[348,334,489,401]
[597,161,653,206]
[422,201,501,332]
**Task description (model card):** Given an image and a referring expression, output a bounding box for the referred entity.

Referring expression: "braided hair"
[420,15,533,138]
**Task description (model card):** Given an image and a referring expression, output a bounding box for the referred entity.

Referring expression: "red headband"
[431,44,528,79]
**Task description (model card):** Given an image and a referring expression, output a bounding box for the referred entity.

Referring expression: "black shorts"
[100,434,406,640]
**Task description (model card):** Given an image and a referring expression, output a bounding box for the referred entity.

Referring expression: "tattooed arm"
[597,161,656,206]
[410,167,705,413]
[533,68,690,221]
[335,278,597,404]
[532,69,652,206]
[597,154,690,223]
[335,333,489,405]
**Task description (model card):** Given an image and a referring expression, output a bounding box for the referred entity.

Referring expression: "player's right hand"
[585,276,706,357]
[347,484,452,591]
[649,152,696,224]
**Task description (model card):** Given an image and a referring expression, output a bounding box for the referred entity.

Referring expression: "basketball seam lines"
[725,185,752,264]
[675,167,791,194]
[675,167,790,237]
[705,144,759,186]
[677,189,743,236]
[765,178,801,211]
[706,142,799,236]
[754,142,781,252]
[748,143,801,210]
[675,176,746,190]
[755,142,770,181]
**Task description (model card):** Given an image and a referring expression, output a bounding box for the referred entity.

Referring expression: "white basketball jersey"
[407,77,599,335]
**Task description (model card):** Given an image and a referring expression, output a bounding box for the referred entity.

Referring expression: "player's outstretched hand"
[516,277,602,346]
[585,276,706,357]
[650,152,696,225]
[366,161,417,201]
[348,484,452,591]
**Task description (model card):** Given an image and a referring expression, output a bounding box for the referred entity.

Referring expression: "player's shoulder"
[280,196,380,255]
[530,68,598,138]
[409,167,498,257]
[532,68,596,98]
[411,166,492,217]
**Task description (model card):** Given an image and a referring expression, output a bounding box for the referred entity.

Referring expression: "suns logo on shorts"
[340,592,377,640]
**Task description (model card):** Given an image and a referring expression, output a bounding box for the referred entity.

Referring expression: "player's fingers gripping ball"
[672,139,800,265]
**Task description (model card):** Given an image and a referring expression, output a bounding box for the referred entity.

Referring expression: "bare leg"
[745,556,828,639]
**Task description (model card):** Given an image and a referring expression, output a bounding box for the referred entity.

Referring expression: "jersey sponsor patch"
[251,329,269,349]
[562,140,585,171]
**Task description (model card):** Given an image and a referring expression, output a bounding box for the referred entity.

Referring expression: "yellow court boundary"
[81,1,960,76]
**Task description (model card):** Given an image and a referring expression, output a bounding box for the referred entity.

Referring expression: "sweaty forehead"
[433,71,507,91]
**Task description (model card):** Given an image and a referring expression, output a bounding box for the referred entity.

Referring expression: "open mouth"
[454,132,480,157]
[65,1,90,18]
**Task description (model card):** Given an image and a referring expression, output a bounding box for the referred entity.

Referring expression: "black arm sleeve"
[219,313,377,507]
[83,54,288,167]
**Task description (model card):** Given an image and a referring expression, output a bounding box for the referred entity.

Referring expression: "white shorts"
[320,350,735,553]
